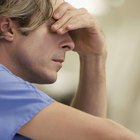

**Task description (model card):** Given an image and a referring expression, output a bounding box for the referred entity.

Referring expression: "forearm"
[71,52,107,117]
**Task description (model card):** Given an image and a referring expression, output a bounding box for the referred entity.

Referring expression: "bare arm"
[18,102,140,140]
[51,2,107,117]
[69,13,107,117]
[71,54,107,117]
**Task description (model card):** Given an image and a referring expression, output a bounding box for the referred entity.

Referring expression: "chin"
[24,67,58,84]
[31,73,57,84]
[31,78,57,84]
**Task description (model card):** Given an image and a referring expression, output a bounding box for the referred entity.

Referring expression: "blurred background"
[36,0,140,135]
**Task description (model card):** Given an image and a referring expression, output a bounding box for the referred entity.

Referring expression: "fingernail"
[58,28,64,34]
[67,24,73,29]
[54,13,60,19]
[52,24,58,30]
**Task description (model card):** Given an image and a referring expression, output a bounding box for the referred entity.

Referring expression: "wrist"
[79,50,107,63]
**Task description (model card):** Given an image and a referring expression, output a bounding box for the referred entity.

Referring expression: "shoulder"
[0,64,55,108]
[0,64,27,86]
[0,64,55,139]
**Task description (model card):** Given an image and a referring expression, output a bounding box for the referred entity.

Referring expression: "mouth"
[52,58,64,63]
[52,58,64,71]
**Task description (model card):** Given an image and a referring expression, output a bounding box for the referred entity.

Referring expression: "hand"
[51,2,106,57]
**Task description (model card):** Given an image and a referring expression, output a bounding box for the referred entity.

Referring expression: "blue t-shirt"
[0,64,55,140]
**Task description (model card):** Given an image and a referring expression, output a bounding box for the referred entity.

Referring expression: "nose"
[60,33,75,51]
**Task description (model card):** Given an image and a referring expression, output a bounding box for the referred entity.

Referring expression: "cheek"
[15,48,36,68]
[15,26,59,67]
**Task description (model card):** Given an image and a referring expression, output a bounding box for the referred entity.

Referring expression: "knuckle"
[66,10,73,15]
[63,2,73,8]
[79,8,88,13]
[63,2,69,5]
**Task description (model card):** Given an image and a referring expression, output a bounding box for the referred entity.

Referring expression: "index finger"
[53,2,75,20]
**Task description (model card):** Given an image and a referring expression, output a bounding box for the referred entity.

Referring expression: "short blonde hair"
[0,0,53,34]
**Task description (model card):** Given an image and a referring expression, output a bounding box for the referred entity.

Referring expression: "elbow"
[104,119,140,140]
[88,118,139,140]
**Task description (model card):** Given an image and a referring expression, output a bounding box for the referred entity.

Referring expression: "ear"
[0,17,14,41]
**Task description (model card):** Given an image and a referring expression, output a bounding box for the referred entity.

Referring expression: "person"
[0,0,139,140]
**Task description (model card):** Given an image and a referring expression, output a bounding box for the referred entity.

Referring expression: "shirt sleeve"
[0,68,55,140]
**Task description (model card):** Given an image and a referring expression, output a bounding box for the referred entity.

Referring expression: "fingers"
[53,2,75,20]
[52,10,89,33]
[51,2,93,34]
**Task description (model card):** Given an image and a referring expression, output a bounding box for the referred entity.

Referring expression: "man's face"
[10,0,74,84]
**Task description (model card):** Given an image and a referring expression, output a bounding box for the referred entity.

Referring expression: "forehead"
[51,0,64,11]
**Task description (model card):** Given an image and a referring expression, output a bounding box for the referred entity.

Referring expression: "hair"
[0,0,53,34]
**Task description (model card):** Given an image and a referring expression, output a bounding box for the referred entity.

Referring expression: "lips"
[52,58,64,71]
[52,58,64,63]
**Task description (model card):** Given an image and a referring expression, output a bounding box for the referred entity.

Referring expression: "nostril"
[62,45,71,51]
[62,45,68,49]
[62,42,75,51]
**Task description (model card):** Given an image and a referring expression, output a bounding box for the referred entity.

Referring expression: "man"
[0,0,139,139]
